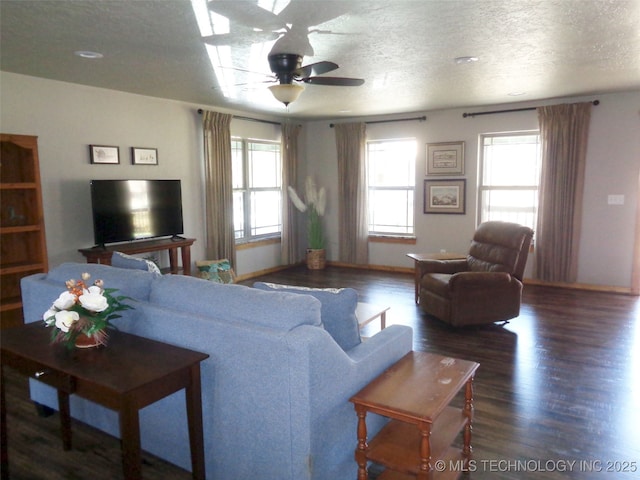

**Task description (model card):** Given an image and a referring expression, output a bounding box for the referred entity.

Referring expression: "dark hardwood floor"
[3,265,639,479]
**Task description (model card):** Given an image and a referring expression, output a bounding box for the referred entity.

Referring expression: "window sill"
[369,235,416,245]
[236,236,281,250]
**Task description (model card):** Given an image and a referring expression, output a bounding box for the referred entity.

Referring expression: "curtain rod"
[462,100,599,118]
[329,115,426,128]
[197,109,281,126]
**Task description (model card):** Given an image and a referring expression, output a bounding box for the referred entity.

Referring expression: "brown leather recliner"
[418,221,534,327]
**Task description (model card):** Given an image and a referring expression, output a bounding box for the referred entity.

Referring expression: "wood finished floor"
[3,265,639,479]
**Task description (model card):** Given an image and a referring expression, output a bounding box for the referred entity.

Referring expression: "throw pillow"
[111,251,162,276]
[196,259,235,284]
[253,282,361,351]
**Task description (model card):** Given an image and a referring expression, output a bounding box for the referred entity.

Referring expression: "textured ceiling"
[1,0,639,120]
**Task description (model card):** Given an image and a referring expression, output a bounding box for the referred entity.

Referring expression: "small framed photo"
[90,145,120,164]
[131,147,158,165]
[424,179,466,214]
[426,141,465,175]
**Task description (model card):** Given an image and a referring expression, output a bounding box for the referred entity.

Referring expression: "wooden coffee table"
[1,322,209,480]
[350,351,479,479]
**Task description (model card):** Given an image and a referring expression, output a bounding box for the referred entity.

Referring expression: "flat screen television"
[90,179,184,246]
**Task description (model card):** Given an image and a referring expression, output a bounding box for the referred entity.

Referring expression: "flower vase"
[75,330,108,348]
[306,248,326,270]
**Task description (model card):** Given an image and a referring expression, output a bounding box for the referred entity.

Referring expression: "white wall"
[577,94,639,286]
[304,91,640,288]
[0,72,282,275]
[2,71,638,288]
[0,73,205,268]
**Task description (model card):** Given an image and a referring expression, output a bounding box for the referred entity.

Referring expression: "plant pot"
[75,330,108,348]
[306,248,326,270]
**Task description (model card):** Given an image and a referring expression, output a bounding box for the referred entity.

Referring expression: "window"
[479,132,541,230]
[367,139,416,235]
[231,138,282,241]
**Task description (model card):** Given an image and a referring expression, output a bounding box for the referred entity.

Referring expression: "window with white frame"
[367,139,416,235]
[231,138,282,241]
[478,132,541,231]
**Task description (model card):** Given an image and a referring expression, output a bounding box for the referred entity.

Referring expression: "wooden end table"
[406,253,466,304]
[356,302,389,332]
[1,322,209,480]
[350,351,479,479]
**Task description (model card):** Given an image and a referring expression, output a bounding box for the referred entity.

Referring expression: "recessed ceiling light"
[454,56,478,64]
[508,91,527,96]
[74,50,103,59]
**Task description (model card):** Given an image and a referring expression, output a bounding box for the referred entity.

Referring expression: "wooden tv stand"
[79,237,195,276]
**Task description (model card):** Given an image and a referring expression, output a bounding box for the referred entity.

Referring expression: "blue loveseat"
[20,262,413,479]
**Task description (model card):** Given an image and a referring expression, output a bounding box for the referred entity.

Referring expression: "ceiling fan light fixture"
[268,84,305,106]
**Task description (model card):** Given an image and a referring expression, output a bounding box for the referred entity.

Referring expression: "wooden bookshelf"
[1,134,48,329]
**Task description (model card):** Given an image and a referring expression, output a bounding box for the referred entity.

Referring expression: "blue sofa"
[21,262,413,479]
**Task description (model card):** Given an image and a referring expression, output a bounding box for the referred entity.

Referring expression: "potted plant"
[43,272,133,348]
[288,176,327,269]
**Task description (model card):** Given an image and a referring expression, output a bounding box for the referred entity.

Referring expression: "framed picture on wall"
[131,147,158,165]
[89,145,120,164]
[424,179,466,214]
[426,141,465,175]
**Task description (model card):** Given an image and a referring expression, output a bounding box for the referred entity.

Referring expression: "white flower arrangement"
[288,176,326,250]
[43,272,133,348]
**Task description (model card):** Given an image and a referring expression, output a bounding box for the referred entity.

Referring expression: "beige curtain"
[202,110,236,268]
[334,122,369,264]
[535,102,592,282]
[281,122,302,265]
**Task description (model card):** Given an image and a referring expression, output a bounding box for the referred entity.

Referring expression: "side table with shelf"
[350,351,479,479]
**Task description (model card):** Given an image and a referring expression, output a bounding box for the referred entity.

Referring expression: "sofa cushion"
[150,275,321,331]
[112,251,162,276]
[253,282,361,351]
[43,262,155,301]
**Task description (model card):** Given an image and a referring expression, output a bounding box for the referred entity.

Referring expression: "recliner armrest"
[449,271,517,290]
[418,259,468,276]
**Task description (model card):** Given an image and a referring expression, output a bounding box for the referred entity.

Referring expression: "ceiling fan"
[266,53,364,106]
[205,0,364,105]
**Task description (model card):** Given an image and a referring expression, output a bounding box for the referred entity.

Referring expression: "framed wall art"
[424,179,466,214]
[89,145,120,164]
[131,147,158,165]
[426,141,465,175]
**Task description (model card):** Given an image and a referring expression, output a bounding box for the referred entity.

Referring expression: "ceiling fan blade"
[302,76,365,86]
[214,79,275,90]
[217,64,275,79]
[207,1,285,31]
[295,61,339,78]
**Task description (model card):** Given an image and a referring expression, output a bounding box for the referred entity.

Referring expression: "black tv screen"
[90,179,184,245]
